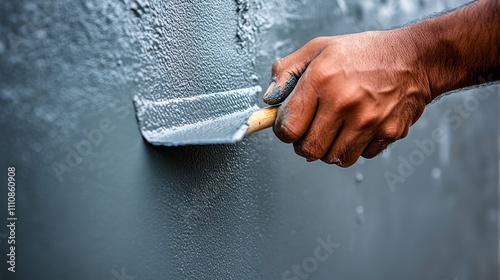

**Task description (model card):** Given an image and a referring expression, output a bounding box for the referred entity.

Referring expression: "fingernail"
[330,158,342,166]
[263,79,277,99]
[263,74,298,105]
[263,82,282,105]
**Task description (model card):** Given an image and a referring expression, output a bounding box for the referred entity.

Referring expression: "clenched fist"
[263,0,500,167]
[263,30,431,167]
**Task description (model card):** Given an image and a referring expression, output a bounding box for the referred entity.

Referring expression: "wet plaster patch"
[134,86,261,145]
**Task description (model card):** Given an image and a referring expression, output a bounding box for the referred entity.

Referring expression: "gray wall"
[1,0,498,279]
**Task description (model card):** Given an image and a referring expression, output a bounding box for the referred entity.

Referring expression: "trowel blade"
[133,86,261,146]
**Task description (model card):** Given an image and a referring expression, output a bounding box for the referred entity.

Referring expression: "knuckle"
[300,144,324,160]
[308,63,331,86]
[272,59,284,75]
[307,37,328,48]
[379,124,401,141]
[358,114,380,130]
[327,91,361,116]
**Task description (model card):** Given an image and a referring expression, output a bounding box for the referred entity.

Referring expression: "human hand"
[263,30,432,167]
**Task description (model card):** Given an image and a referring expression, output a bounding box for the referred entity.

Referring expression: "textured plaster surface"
[0,0,498,279]
[134,86,261,145]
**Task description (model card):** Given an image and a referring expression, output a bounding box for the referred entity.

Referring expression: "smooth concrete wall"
[0,0,498,279]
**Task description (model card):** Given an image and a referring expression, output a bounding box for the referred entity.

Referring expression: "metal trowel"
[133,86,278,146]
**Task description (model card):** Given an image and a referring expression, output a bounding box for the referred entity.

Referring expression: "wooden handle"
[245,106,279,136]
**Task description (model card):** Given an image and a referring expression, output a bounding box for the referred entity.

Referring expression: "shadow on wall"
[145,143,244,186]
[140,141,265,221]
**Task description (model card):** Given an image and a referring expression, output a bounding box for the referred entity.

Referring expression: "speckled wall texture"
[0,0,498,279]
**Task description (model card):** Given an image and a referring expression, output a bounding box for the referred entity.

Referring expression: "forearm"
[404,0,500,99]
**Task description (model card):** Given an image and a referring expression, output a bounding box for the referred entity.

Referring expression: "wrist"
[403,22,453,101]
[387,27,433,104]
[399,1,500,100]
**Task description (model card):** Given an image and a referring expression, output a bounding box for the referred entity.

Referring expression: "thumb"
[263,37,327,105]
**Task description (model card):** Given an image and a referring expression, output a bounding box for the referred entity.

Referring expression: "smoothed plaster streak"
[134,86,261,145]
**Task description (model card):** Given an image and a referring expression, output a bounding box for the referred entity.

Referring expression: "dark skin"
[263,0,500,167]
